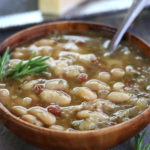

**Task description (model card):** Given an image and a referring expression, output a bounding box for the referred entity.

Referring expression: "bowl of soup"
[0,21,150,150]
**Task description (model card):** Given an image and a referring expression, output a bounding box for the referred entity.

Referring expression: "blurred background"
[0,0,150,29]
[0,0,150,150]
[0,0,150,43]
[0,0,136,16]
[0,0,37,16]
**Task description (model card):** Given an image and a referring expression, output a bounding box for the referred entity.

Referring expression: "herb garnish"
[135,131,150,150]
[0,47,49,81]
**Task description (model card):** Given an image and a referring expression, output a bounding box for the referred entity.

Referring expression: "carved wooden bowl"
[0,21,150,150]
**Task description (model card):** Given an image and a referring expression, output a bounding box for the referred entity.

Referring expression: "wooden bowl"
[0,21,150,150]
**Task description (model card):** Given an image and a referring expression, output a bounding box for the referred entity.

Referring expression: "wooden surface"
[0,7,150,150]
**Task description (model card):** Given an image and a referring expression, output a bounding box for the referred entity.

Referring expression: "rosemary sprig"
[135,131,150,150]
[0,47,50,81]
[0,47,10,81]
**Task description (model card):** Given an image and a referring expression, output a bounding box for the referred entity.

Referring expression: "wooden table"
[0,7,150,150]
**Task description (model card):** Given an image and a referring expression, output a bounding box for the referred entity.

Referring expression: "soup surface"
[0,32,150,131]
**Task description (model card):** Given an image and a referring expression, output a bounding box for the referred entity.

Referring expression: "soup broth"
[0,32,150,131]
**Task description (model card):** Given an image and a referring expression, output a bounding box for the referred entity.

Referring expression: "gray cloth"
[0,0,37,16]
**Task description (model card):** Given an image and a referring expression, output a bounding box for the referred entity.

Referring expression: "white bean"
[79,54,97,65]
[62,105,83,114]
[146,85,150,91]
[63,42,79,51]
[28,107,56,126]
[71,87,97,101]
[65,65,85,78]
[83,79,110,91]
[97,90,109,98]
[44,73,53,79]
[26,45,53,56]
[29,94,39,102]
[0,89,10,106]
[34,39,54,46]
[11,106,27,117]
[79,120,97,131]
[110,68,125,79]
[22,114,43,127]
[12,52,24,59]
[45,57,56,69]
[125,65,134,73]
[76,110,91,119]
[45,79,68,90]
[54,60,68,77]
[136,98,148,109]
[125,65,140,75]
[98,72,111,82]
[89,111,109,121]
[82,99,117,112]
[22,80,39,90]
[40,89,71,106]
[107,92,130,103]
[98,100,117,112]
[35,120,44,127]
[22,97,32,107]
[22,114,38,124]
[59,51,79,60]
[49,125,64,131]
[113,82,125,91]
[36,46,53,56]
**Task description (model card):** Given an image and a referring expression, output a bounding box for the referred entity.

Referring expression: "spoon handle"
[108,0,147,53]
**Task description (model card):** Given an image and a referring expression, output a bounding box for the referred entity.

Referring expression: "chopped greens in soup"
[0,31,150,131]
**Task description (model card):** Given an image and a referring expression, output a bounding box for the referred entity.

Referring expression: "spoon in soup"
[108,0,147,53]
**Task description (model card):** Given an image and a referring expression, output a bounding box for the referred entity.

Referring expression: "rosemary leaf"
[0,47,50,81]
[135,131,150,150]
[0,47,10,81]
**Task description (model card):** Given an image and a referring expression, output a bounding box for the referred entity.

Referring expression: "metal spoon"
[108,0,147,53]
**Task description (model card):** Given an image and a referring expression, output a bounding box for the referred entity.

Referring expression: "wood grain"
[0,21,150,150]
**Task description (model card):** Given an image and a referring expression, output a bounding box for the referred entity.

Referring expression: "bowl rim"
[0,21,150,136]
